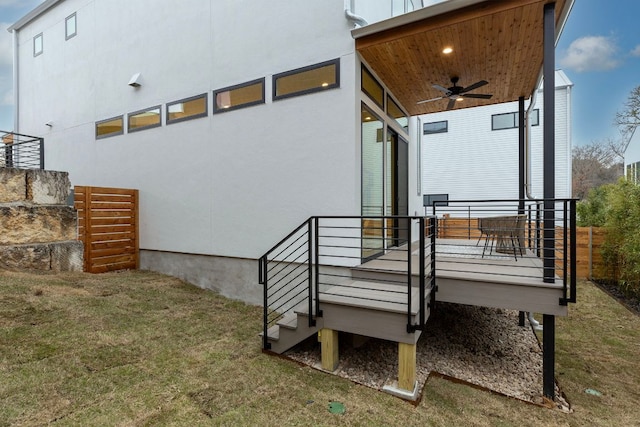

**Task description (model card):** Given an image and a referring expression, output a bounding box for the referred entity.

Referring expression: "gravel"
[285,302,571,411]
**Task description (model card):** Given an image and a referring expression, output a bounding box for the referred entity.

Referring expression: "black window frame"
[492,109,540,131]
[127,105,162,133]
[166,93,209,125]
[95,115,124,140]
[272,58,340,101]
[212,78,265,114]
[423,120,448,135]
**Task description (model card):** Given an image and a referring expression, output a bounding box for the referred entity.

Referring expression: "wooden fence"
[74,186,139,273]
[436,216,606,280]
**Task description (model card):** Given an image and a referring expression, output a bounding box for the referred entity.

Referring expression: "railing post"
[39,138,45,170]
[419,217,425,327]
[308,218,315,327]
[261,256,271,351]
[561,201,568,304]
[406,218,413,332]
[570,199,577,303]
[430,216,437,310]
[314,216,322,318]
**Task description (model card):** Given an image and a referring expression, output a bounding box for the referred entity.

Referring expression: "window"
[423,121,448,134]
[65,13,77,40]
[361,66,384,108]
[128,106,161,133]
[213,78,265,113]
[628,161,640,184]
[387,95,408,130]
[492,109,540,130]
[96,116,124,139]
[273,58,339,100]
[33,33,43,57]
[166,93,208,124]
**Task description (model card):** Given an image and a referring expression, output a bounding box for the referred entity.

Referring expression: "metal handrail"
[0,131,44,170]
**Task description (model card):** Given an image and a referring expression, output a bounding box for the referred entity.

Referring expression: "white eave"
[7,0,64,33]
[352,0,574,46]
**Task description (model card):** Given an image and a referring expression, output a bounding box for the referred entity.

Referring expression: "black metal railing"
[0,131,44,170]
[259,216,437,350]
[429,198,577,305]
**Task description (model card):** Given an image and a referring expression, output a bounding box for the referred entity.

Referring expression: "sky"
[0,0,639,146]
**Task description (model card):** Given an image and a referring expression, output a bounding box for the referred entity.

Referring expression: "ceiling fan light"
[456,97,464,102]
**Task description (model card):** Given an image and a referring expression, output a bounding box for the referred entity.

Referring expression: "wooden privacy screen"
[74,186,139,273]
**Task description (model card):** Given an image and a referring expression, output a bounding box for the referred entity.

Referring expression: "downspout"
[345,0,368,28]
[12,29,19,134]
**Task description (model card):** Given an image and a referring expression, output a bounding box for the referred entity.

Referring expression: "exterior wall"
[14,0,363,260]
[420,73,572,203]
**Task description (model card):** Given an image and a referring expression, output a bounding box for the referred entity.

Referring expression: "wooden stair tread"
[320,280,428,315]
[276,312,298,330]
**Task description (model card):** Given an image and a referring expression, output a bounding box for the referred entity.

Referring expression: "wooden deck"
[350,238,568,316]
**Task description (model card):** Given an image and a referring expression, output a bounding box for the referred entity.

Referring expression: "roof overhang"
[353,0,574,116]
[7,0,64,33]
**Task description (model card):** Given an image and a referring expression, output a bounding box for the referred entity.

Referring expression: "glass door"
[361,105,384,260]
[386,128,409,247]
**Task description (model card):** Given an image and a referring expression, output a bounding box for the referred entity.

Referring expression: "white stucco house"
[420,70,573,205]
[8,0,577,399]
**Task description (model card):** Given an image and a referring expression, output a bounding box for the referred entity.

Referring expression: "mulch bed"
[592,280,640,316]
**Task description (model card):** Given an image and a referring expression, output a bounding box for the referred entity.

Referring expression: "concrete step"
[0,168,71,204]
[0,240,83,272]
[0,204,77,245]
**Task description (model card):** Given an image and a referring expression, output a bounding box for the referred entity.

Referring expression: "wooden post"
[320,328,339,371]
[398,342,416,391]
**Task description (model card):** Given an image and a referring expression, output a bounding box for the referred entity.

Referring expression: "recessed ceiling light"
[321,82,329,87]
[442,47,453,54]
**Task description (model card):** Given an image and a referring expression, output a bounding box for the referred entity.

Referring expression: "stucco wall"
[15,0,362,260]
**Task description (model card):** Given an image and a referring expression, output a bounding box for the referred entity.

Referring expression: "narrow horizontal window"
[273,58,339,100]
[362,65,383,108]
[33,33,43,57]
[492,109,540,130]
[96,116,124,139]
[66,13,77,40]
[492,112,516,130]
[166,93,208,124]
[128,106,161,132]
[213,78,265,113]
[423,120,448,135]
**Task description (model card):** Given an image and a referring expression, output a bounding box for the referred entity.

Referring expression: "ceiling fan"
[417,77,493,110]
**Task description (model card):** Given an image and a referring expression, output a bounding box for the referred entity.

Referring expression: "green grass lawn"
[1,270,638,426]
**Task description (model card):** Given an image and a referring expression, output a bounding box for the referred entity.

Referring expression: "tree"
[572,139,623,199]
[615,85,640,151]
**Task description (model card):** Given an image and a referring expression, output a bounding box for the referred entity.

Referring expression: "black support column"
[518,95,526,327]
[542,1,556,400]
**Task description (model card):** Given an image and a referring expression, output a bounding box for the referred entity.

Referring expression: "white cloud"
[632,45,640,57]
[560,35,621,72]
[2,88,12,105]
[0,22,13,67]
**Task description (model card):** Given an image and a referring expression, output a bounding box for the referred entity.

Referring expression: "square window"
[33,33,43,57]
[273,59,339,100]
[213,78,265,113]
[96,116,124,139]
[128,106,161,132]
[166,93,208,124]
[65,13,77,40]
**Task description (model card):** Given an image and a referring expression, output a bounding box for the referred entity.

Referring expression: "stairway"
[0,168,83,271]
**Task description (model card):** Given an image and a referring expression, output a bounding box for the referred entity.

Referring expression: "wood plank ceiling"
[355,0,568,116]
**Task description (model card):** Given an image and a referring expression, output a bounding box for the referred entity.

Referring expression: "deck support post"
[542,314,555,399]
[320,328,339,371]
[398,342,417,391]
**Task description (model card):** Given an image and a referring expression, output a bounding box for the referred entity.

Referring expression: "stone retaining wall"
[0,168,83,272]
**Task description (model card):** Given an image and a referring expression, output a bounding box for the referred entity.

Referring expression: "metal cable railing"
[0,131,44,170]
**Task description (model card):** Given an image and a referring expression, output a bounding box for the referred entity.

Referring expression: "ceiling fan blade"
[432,84,451,94]
[461,80,488,93]
[446,98,456,110]
[463,93,493,99]
[417,96,444,104]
